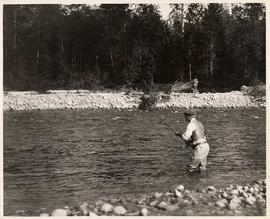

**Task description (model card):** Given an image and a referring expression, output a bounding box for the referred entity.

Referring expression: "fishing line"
[156,114,178,133]
[156,114,185,146]
[156,114,192,150]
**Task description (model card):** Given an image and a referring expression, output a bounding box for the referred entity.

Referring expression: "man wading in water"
[175,110,210,172]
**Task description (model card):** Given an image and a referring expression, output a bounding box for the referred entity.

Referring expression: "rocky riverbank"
[13,179,266,216]
[4,90,265,111]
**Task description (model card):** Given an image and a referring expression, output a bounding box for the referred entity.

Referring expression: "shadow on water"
[3,108,266,215]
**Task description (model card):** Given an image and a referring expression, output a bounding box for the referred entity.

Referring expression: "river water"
[4,108,266,215]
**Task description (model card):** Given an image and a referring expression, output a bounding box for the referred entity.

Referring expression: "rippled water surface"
[4,108,266,215]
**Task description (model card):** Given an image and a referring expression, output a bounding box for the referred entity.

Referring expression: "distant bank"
[3,90,265,111]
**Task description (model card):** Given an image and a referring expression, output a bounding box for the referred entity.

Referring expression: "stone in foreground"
[113,205,127,215]
[175,184,185,192]
[216,199,227,208]
[140,208,148,216]
[51,209,68,216]
[229,197,241,210]
[100,203,113,214]
[157,201,168,210]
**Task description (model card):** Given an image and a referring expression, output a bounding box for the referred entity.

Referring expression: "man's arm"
[175,122,195,145]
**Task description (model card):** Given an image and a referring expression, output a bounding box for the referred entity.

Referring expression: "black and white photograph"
[2,2,267,216]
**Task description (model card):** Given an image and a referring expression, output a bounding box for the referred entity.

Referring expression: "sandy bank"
[3,90,265,111]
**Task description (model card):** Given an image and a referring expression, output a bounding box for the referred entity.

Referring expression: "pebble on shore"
[113,205,127,215]
[51,208,68,216]
[40,213,50,217]
[140,207,148,216]
[100,203,113,214]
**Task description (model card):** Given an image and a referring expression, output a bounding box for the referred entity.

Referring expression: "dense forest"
[3,3,266,92]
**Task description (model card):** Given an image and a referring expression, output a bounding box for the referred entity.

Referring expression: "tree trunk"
[123,23,127,68]
[189,63,192,81]
[13,7,17,50]
[79,49,82,75]
[13,7,19,84]
[95,55,99,75]
[188,50,192,80]
[178,59,183,82]
[209,38,214,77]
[139,46,142,73]
[205,62,208,80]
[18,57,21,80]
[36,20,40,66]
[110,51,114,67]
[124,42,127,69]
[59,29,65,83]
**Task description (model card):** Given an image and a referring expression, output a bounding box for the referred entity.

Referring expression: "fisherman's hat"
[184,109,196,116]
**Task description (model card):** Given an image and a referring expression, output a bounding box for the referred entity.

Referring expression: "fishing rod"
[157,114,189,148]
[157,115,177,133]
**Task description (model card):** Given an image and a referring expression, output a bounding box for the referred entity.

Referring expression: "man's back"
[191,119,205,142]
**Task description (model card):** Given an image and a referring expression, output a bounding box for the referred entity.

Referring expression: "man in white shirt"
[175,110,210,172]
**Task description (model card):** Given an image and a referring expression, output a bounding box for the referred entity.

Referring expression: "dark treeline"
[3,4,265,92]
